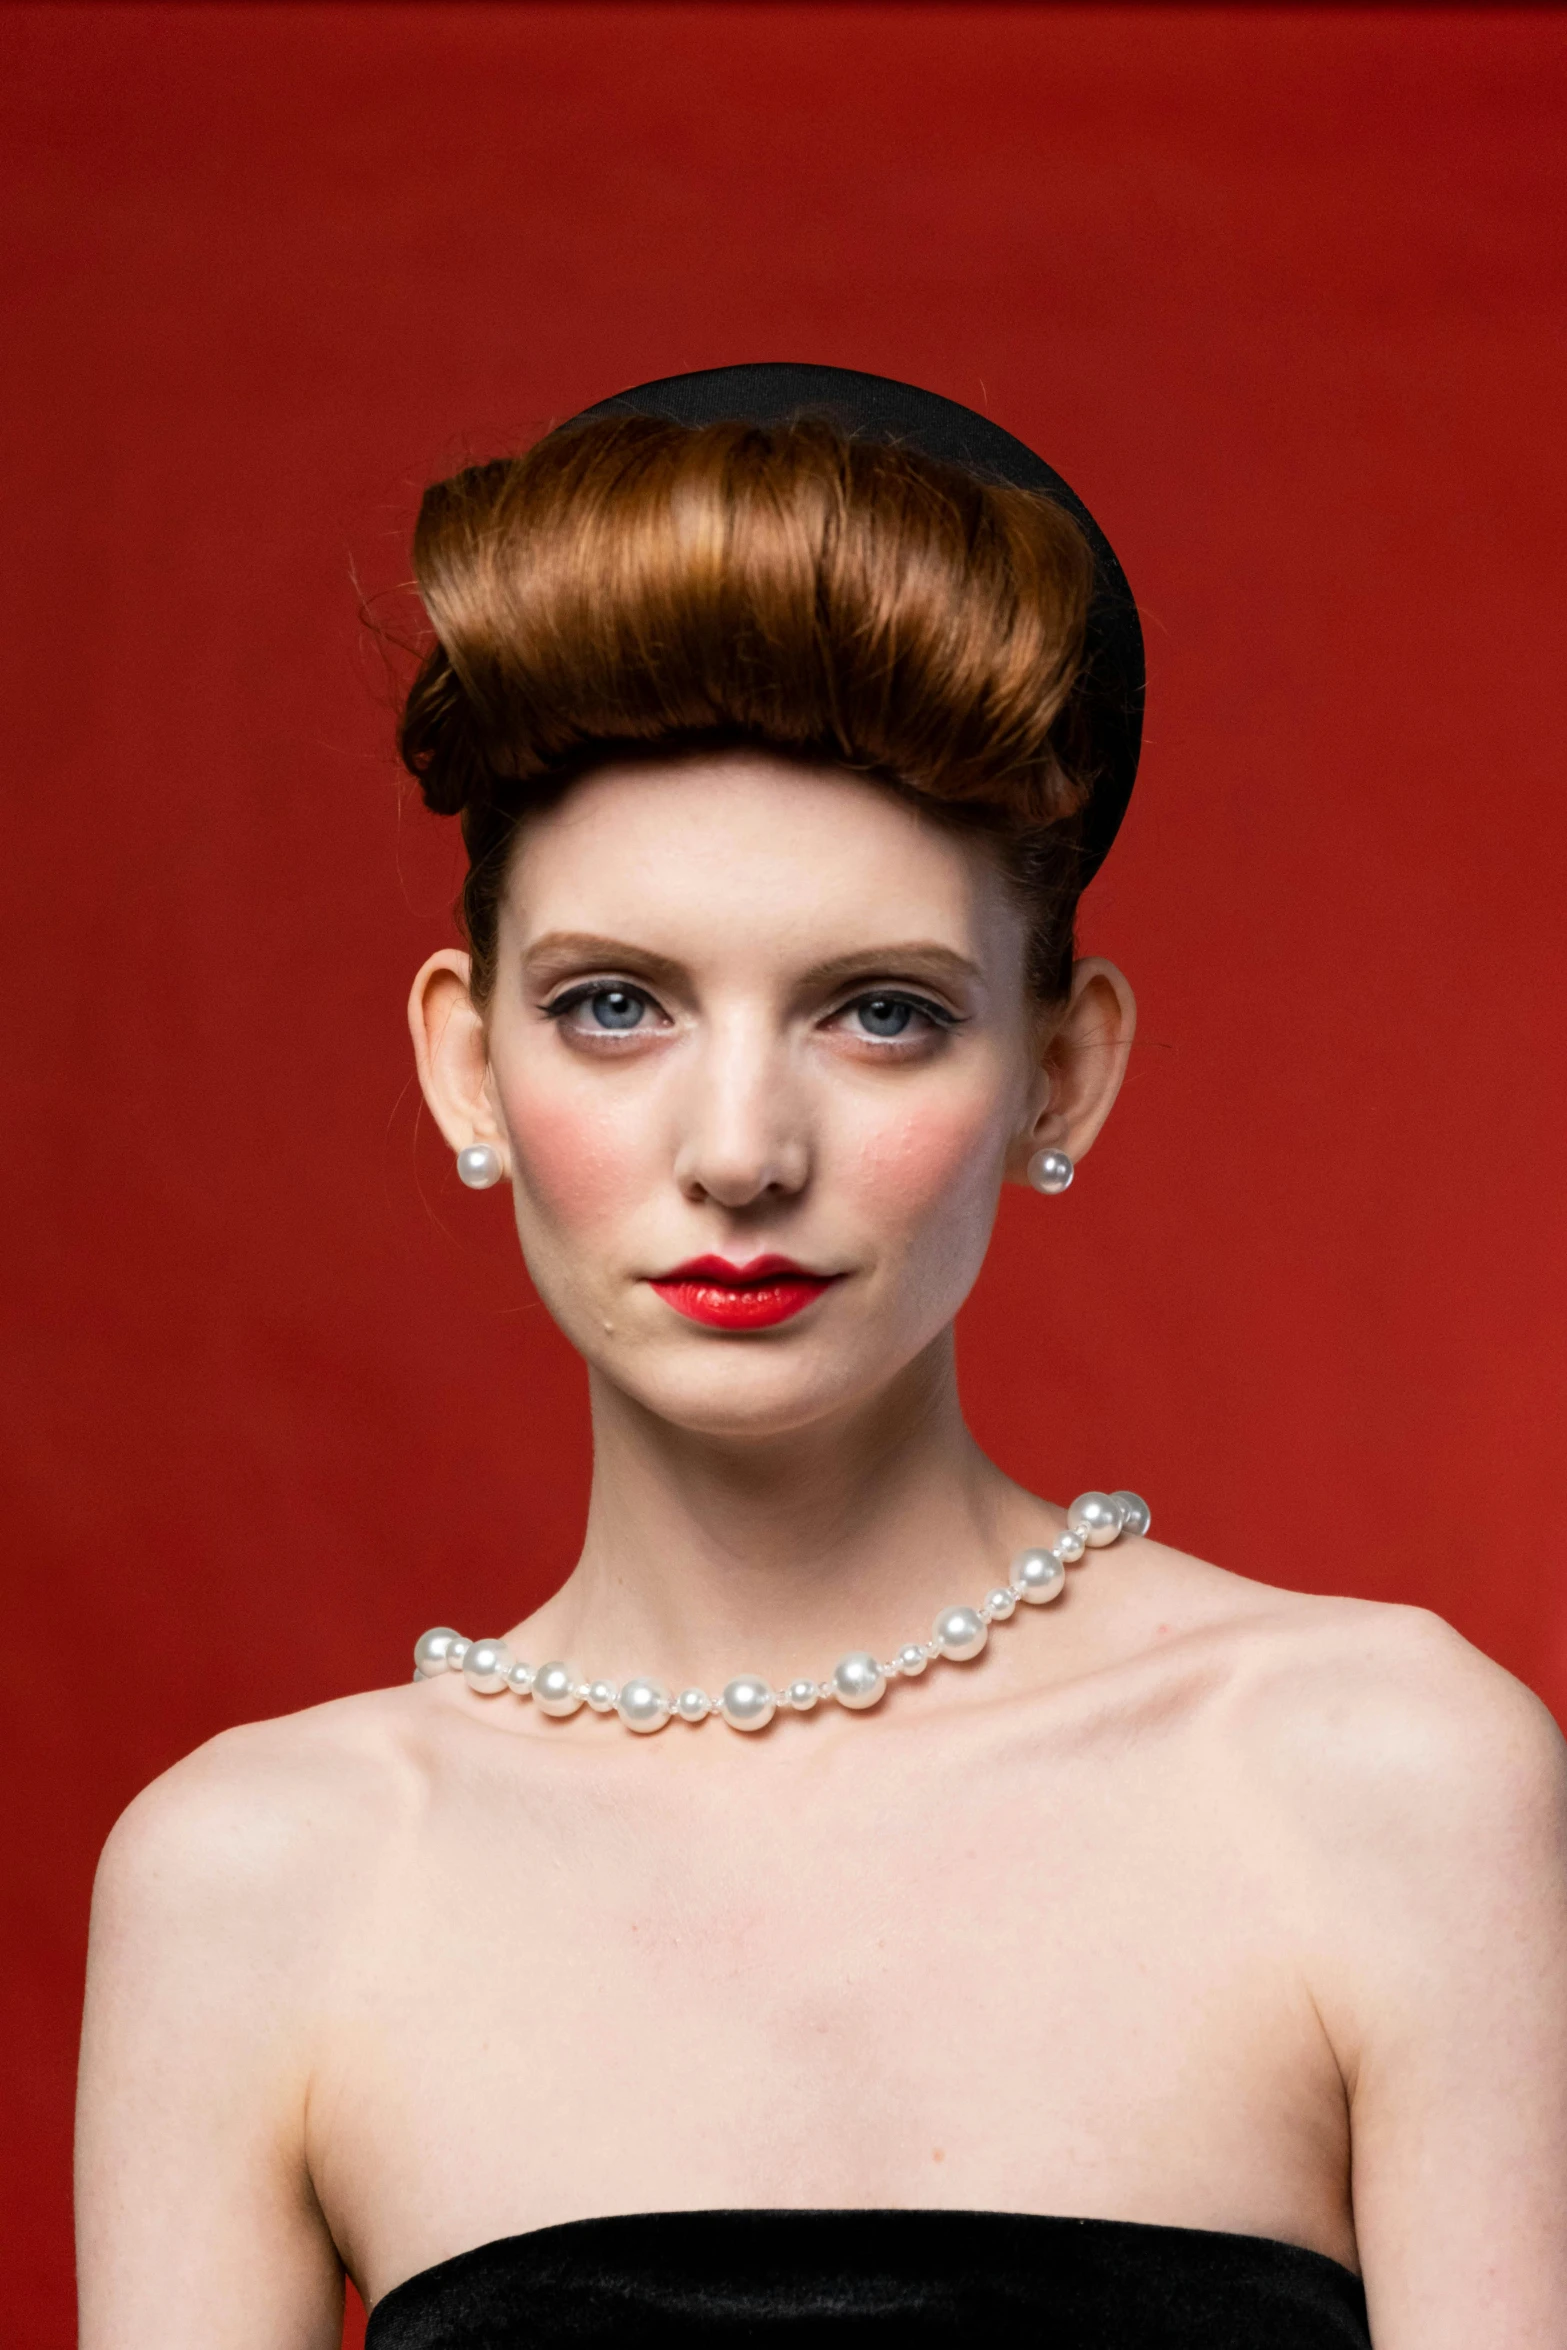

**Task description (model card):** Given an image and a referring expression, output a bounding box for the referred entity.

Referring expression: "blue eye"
[587,987,645,1030]
[840,991,956,1042]
[856,995,916,1038]
[544,982,655,1033]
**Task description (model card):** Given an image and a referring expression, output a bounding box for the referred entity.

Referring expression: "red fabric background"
[3,7,1564,2340]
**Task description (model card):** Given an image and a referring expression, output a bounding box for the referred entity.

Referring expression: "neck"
[525,1335,1050,1688]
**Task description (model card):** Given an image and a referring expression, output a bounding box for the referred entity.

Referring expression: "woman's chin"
[600,1335,900,1442]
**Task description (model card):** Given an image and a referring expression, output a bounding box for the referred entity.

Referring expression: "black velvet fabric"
[365,2209,1371,2347]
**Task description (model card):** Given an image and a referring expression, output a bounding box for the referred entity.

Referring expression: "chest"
[314,1726,1350,2292]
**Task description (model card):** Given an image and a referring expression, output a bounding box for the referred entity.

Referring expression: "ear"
[1004,956,1137,1184]
[408,950,509,1165]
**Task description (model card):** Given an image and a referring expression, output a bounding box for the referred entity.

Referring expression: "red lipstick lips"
[649,1254,840,1331]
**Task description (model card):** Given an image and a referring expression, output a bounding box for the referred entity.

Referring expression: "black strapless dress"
[365,2209,1371,2346]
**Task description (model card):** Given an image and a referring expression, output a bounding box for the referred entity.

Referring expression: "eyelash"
[836,991,962,1041]
[539,982,964,1043]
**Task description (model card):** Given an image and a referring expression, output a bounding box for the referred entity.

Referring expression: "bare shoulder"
[1237,1584,1562,1844]
[91,1681,443,1964]
[1129,1537,1567,1905]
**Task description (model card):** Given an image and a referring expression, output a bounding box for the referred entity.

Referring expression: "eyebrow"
[519,933,983,992]
[520,932,688,986]
[793,944,983,991]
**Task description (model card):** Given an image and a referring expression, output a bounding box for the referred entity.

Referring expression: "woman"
[76,365,1567,2348]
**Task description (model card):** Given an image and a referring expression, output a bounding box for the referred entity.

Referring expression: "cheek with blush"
[846,1090,1012,1299]
[495,1066,651,1244]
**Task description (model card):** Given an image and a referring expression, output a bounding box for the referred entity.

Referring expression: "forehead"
[499,750,1022,966]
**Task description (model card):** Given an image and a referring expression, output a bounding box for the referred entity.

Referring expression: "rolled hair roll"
[398,411,1106,1005]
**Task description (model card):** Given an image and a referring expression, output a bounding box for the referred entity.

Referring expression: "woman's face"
[419,750,1114,1439]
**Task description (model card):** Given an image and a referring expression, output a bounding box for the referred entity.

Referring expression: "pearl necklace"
[414,1488,1149,1735]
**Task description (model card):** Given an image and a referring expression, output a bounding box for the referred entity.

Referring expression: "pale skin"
[78,751,1567,2346]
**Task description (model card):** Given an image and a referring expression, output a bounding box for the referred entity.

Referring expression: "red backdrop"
[4,6,1564,2341]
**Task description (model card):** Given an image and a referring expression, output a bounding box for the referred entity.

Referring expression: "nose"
[670,1018,811,1208]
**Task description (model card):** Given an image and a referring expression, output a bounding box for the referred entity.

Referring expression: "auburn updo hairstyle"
[398,413,1100,1005]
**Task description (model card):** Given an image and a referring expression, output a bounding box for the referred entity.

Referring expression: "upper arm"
[76,1734,349,2350]
[1260,1611,1567,2348]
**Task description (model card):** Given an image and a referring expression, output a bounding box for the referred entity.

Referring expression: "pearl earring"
[456,1143,504,1190]
[1027,1147,1074,1195]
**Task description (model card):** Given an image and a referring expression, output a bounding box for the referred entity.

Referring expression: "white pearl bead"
[532,1660,585,1716]
[1069,1492,1124,1547]
[413,1627,461,1678]
[933,1605,988,1661]
[831,1651,887,1710]
[1014,1548,1066,1604]
[1112,1490,1152,1539]
[413,1481,1147,1733]
[456,1143,504,1189]
[1026,1146,1074,1194]
[462,1637,514,1695]
[617,1677,672,1733]
[720,1675,776,1731]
